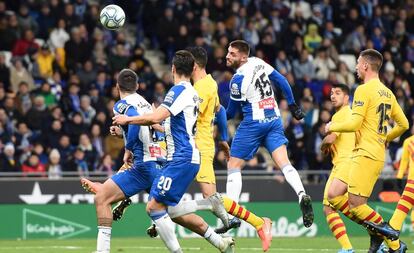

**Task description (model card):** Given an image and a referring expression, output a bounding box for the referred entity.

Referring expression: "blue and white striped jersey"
[113,93,161,165]
[230,57,295,121]
[161,81,200,164]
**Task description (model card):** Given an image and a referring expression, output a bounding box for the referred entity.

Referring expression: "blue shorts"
[111,161,160,198]
[231,118,288,160]
[150,160,199,206]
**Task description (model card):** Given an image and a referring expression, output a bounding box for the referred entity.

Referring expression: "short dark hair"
[360,49,383,72]
[229,40,250,56]
[186,46,208,68]
[172,50,194,77]
[332,83,350,95]
[117,69,138,92]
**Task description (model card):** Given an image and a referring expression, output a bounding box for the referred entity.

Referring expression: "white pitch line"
[0,246,371,252]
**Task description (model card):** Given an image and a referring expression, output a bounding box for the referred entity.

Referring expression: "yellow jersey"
[397,135,414,180]
[331,106,355,164]
[350,78,406,161]
[194,74,219,151]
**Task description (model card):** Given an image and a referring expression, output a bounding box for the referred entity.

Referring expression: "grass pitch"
[0,236,412,253]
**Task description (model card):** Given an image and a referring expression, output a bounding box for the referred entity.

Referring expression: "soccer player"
[92,69,162,253]
[171,46,272,251]
[365,126,414,250]
[321,84,356,253]
[113,51,234,253]
[325,49,409,253]
[224,40,314,228]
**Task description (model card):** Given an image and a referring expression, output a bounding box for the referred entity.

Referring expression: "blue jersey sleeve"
[214,105,228,141]
[226,99,241,120]
[268,70,295,105]
[113,100,130,115]
[229,74,245,101]
[125,106,140,151]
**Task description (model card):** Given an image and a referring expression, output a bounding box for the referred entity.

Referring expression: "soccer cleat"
[146,224,158,238]
[364,221,400,241]
[256,217,272,252]
[300,194,314,228]
[388,241,408,253]
[376,242,388,253]
[80,178,102,194]
[219,237,235,253]
[337,249,354,253]
[112,198,132,221]
[368,232,384,253]
[215,217,242,234]
[208,193,230,228]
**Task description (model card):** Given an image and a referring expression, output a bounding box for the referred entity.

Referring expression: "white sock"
[281,164,306,202]
[151,211,182,253]
[168,199,212,218]
[226,169,242,202]
[203,226,224,250]
[96,226,111,253]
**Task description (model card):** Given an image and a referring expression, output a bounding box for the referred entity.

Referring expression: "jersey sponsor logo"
[258,97,276,109]
[116,102,128,114]
[164,91,175,105]
[354,100,364,107]
[231,83,240,96]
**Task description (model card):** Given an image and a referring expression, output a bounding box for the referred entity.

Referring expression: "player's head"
[226,40,250,69]
[356,49,383,80]
[187,46,207,70]
[330,83,350,109]
[117,69,138,93]
[172,50,195,79]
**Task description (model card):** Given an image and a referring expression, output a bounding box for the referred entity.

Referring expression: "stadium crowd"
[0,0,414,181]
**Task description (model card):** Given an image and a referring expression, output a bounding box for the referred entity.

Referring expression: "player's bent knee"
[228,157,244,169]
[323,205,336,216]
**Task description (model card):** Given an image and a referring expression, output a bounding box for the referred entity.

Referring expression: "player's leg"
[269,144,313,227]
[94,179,125,253]
[172,214,235,253]
[226,121,262,203]
[324,173,353,251]
[147,199,182,253]
[366,180,414,252]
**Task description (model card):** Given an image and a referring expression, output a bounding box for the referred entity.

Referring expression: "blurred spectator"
[0,53,10,90]
[57,135,73,166]
[79,95,96,126]
[47,148,62,179]
[35,82,57,108]
[292,49,315,82]
[25,96,50,132]
[90,123,104,158]
[97,153,113,177]
[37,4,55,40]
[313,48,336,81]
[44,120,63,149]
[304,24,322,53]
[22,153,46,177]
[17,4,38,34]
[33,44,57,80]
[60,83,80,113]
[32,143,48,165]
[77,60,97,91]
[12,29,39,57]
[65,112,86,146]
[9,59,35,93]
[336,62,355,88]
[0,143,20,173]
[109,43,129,72]
[275,50,292,75]
[64,27,91,71]
[66,147,88,177]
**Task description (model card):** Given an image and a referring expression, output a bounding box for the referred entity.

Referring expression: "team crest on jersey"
[164,91,175,104]
[231,83,240,95]
[116,102,128,114]
[354,100,364,107]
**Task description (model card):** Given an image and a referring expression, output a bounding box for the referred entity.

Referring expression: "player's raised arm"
[386,97,409,142]
[268,69,304,120]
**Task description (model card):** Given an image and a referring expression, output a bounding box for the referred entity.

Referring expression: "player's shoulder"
[113,99,131,115]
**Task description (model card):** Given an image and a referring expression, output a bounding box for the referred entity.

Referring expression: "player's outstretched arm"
[328,113,363,133]
[215,105,228,141]
[268,70,304,120]
[112,106,171,126]
[226,99,241,120]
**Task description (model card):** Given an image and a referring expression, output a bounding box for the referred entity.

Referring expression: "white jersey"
[113,93,161,163]
[230,57,281,121]
[161,81,200,164]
